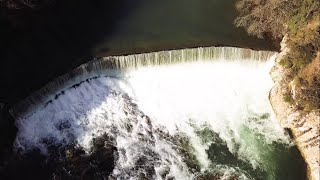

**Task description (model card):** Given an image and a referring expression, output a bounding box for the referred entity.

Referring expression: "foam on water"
[14,50,296,179]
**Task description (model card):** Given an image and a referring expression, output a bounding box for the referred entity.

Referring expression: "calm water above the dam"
[95,0,275,56]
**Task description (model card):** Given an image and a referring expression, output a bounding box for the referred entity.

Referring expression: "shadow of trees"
[0,0,140,104]
[0,1,139,178]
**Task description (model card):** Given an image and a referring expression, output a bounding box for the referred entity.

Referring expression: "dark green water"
[95,0,276,56]
[195,125,306,180]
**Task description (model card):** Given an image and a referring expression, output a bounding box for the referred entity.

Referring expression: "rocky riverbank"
[270,36,320,180]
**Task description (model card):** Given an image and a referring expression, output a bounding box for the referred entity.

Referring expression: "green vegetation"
[235,0,320,112]
[285,42,317,70]
[283,92,295,104]
[287,0,320,34]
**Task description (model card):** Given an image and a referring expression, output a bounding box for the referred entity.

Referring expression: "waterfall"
[10,47,275,118]
[11,46,307,179]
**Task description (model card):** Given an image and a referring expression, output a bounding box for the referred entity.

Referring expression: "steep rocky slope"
[270,36,319,180]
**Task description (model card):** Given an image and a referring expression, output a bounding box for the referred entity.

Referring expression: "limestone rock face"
[269,36,320,180]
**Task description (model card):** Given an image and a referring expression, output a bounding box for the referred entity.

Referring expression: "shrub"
[279,58,293,68]
[288,43,317,69]
[283,92,294,104]
[296,76,320,111]
[287,0,320,34]
[234,0,298,40]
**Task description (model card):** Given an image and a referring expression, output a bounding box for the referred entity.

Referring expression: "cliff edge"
[235,1,319,178]
[270,36,319,180]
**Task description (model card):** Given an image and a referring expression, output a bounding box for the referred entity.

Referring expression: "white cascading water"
[13,47,294,179]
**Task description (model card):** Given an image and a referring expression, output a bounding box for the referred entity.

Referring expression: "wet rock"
[52,135,117,179]
[1,134,118,180]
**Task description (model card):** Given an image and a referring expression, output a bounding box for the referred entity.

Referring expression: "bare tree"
[234,0,298,40]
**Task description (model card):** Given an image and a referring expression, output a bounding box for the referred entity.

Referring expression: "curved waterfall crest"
[11,46,308,179]
[10,46,276,119]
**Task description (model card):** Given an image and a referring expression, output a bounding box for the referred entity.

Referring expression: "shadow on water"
[0,0,141,104]
[95,0,278,57]
[0,77,122,180]
[0,0,278,104]
[0,135,118,180]
[0,1,139,178]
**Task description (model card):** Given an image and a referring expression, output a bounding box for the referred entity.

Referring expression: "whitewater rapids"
[13,48,299,179]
